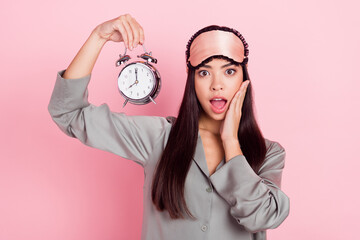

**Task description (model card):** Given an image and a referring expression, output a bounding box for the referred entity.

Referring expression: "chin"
[213,115,226,121]
[200,106,228,122]
[206,111,226,121]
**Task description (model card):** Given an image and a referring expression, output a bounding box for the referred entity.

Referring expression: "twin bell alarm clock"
[116,45,161,107]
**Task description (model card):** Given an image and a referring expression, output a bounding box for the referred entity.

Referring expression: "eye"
[198,70,209,77]
[225,69,236,75]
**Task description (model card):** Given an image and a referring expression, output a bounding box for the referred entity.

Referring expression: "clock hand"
[127,79,139,90]
[127,68,139,90]
[127,81,137,90]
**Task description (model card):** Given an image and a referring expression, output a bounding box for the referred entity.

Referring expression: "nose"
[210,74,223,91]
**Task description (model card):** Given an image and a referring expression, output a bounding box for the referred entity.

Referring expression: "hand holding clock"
[95,14,145,50]
[63,14,145,79]
[96,14,160,107]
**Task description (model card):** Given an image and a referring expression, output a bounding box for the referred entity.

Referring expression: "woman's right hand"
[62,14,144,79]
[94,14,145,50]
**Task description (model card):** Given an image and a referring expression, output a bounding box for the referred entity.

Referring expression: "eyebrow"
[200,63,236,69]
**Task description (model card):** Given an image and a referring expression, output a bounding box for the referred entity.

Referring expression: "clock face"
[118,62,155,100]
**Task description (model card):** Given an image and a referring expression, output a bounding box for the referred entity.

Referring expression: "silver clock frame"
[117,61,161,107]
[116,45,161,107]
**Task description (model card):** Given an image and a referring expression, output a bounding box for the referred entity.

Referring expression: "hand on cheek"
[220,80,250,143]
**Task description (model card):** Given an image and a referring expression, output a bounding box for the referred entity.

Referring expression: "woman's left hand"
[220,80,250,143]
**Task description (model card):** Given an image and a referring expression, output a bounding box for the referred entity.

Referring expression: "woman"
[48,14,289,240]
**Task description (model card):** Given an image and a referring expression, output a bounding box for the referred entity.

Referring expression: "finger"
[230,80,248,113]
[233,81,247,115]
[234,90,242,115]
[129,18,144,47]
[236,81,250,113]
[124,14,136,49]
[121,16,134,50]
[227,94,240,121]
[228,91,239,112]
[129,21,139,48]
[113,21,129,49]
[139,25,145,45]
[230,86,240,107]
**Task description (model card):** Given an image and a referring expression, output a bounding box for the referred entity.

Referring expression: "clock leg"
[149,96,156,105]
[122,99,129,108]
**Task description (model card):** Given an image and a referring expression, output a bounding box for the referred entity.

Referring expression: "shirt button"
[201,225,208,232]
[206,187,212,193]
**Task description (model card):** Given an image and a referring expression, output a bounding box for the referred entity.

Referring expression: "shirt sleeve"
[48,70,170,167]
[209,140,290,233]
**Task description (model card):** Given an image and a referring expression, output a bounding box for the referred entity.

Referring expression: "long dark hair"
[151,25,266,219]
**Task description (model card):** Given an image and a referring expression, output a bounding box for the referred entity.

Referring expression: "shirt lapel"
[192,132,210,177]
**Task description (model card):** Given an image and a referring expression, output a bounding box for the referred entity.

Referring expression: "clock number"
[137,92,139,96]
[129,69,132,74]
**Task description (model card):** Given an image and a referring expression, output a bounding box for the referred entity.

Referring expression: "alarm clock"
[116,45,161,107]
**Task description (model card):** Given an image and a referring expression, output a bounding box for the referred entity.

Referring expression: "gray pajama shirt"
[48,70,290,240]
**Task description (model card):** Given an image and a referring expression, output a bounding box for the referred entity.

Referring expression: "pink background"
[1,0,359,239]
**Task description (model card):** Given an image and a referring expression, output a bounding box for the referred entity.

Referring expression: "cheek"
[228,77,244,99]
[229,78,243,91]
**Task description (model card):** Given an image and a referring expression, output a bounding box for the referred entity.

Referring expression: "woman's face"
[195,58,244,121]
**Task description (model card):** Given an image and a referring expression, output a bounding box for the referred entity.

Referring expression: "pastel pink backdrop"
[1,0,359,239]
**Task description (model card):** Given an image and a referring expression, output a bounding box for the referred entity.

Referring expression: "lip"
[209,96,228,114]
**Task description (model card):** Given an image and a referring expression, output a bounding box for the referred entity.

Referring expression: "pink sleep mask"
[187,30,246,67]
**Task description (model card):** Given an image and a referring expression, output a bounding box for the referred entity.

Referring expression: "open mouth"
[210,97,228,113]
[210,98,227,109]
